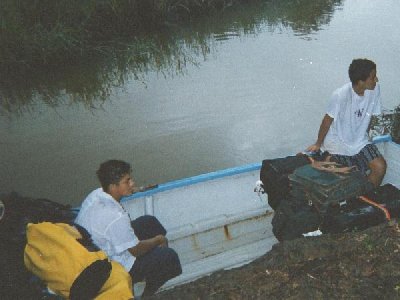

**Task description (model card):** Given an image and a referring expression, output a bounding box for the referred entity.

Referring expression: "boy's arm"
[307,114,333,152]
[128,235,168,257]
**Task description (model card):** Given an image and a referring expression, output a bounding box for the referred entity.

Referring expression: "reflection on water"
[0,37,210,115]
[0,0,343,115]
[5,0,400,206]
[270,0,343,38]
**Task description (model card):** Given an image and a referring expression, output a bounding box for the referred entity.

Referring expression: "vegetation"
[0,0,263,113]
[0,0,345,114]
[392,106,400,144]
[370,107,400,144]
[0,0,255,74]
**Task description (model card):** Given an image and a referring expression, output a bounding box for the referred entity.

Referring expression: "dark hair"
[348,59,376,85]
[96,160,131,191]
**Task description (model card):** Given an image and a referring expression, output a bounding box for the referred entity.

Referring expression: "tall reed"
[0,0,253,74]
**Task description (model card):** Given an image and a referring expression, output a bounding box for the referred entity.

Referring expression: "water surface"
[1,0,400,206]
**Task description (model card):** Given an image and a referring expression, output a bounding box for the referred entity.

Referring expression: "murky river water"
[1,0,400,206]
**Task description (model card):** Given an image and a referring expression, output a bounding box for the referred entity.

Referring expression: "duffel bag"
[24,222,133,300]
[322,184,400,233]
[271,196,321,241]
[260,155,310,210]
[0,193,77,299]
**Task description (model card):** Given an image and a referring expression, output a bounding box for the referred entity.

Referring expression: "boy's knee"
[368,157,386,187]
[370,156,387,174]
[132,215,158,225]
[131,215,167,240]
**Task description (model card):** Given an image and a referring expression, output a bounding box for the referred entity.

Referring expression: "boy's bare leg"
[368,156,387,187]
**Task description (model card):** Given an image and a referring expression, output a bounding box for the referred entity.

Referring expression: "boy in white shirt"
[75,160,182,296]
[307,58,387,187]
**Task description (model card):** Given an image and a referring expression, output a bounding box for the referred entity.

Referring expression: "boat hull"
[121,136,399,290]
[122,165,277,288]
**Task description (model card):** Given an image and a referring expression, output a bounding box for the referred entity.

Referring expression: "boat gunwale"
[122,135,393,202]
[122,163,261,201]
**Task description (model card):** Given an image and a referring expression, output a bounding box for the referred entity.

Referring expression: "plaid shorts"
[328,143,382,175]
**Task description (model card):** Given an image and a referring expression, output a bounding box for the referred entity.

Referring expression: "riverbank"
[152,221,400,299]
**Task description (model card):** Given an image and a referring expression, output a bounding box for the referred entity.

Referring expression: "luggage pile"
[0,193,77,299]
[260,155,400,241]
[0,193,134,299]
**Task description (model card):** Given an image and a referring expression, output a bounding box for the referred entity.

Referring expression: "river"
[1,0,400,206]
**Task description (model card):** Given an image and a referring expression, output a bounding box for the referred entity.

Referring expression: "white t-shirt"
[75,188,138,271]
[322,82,381,156]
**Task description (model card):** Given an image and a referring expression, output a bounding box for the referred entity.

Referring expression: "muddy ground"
[151,221,400,300]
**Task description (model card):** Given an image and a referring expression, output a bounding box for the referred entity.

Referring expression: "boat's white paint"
[122,165,276,289]
[121,136,399,291]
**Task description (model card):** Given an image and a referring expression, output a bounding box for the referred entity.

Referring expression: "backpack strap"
[70,258,112,300]
[69,224,112,299]
[74,223,100,252]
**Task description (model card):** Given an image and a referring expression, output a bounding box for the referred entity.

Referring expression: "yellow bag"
[24,222,133,299]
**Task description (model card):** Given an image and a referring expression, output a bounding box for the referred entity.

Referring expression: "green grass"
[0,0,254,73]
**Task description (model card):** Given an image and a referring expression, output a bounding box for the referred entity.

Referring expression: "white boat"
[121,135,400,291]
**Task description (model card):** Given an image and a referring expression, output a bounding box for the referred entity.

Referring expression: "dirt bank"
[152,221,400,299]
